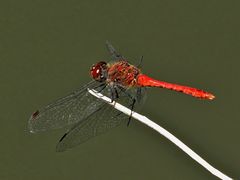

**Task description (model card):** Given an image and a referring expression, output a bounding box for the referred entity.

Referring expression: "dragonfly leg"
[114,88,119,99]
[114,100,135,117]
[110,86,119,102]
[127,98,136,126]
[117,86,137,126]
[96,83,107,93]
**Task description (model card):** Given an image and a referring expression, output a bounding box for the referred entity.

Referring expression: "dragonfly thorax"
[107,61,140,87]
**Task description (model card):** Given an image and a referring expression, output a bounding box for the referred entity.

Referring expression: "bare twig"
[88,88,232,180]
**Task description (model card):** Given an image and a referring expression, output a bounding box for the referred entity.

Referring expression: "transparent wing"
[28,80,106,133]
[56,86,146,152]
[56,103,128,152]
[106,41,125,61]
[29,40,147,149]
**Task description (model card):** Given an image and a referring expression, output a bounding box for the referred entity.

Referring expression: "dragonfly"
[29,41,215,152]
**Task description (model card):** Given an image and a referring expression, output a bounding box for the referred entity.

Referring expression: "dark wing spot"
[31,110,39,119]
[59,133,68,142]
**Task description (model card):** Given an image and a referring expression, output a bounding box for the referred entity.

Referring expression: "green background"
[0,0,238,179]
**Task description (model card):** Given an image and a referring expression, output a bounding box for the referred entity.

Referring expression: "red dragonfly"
[29,41,215,151]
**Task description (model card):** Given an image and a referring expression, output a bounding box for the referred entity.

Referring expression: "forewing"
[28,81,105,133]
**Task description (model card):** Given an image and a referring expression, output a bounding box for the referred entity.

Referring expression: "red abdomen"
[137,74,215,100]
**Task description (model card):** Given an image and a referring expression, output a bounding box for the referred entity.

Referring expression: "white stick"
[88,88,232,180]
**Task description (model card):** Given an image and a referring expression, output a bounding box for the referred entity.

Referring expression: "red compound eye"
[90,61,107,82]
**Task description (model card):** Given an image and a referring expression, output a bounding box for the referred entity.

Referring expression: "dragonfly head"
[90,61,108,82]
